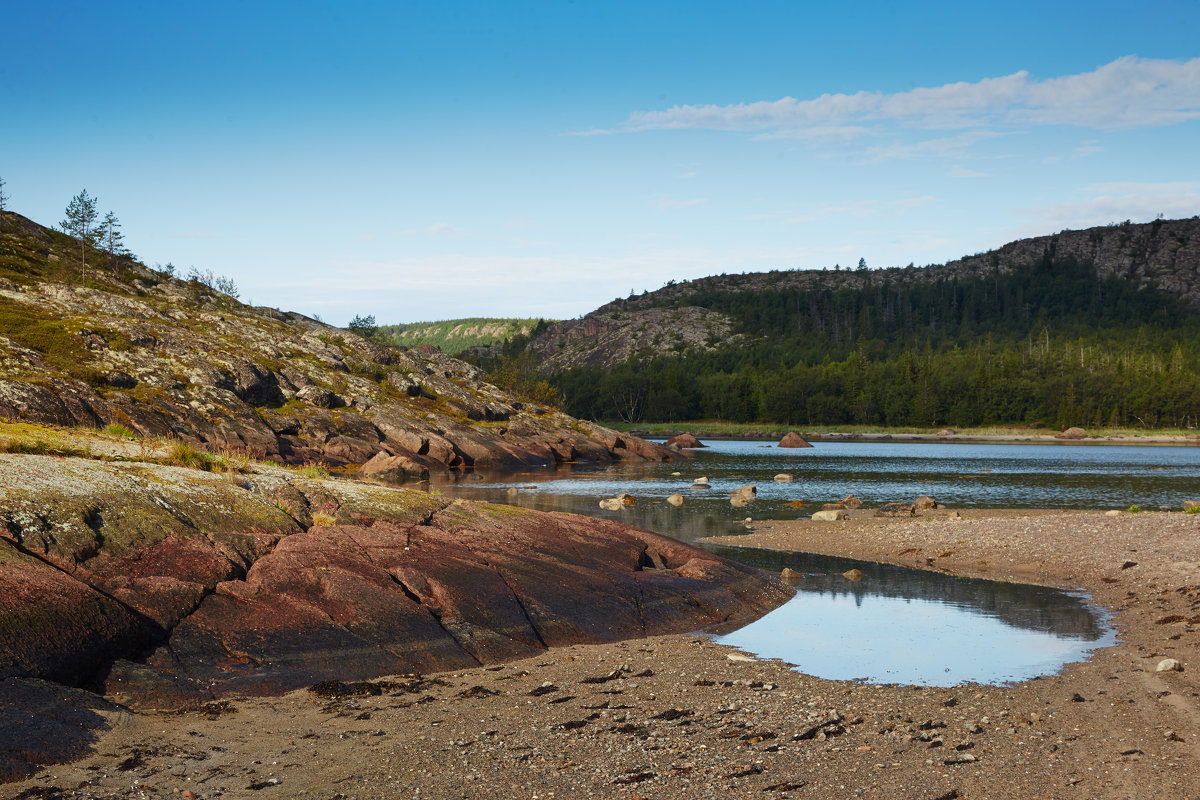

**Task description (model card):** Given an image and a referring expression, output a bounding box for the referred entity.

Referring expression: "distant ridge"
[480,216,1200,429]
[378,317,550,354]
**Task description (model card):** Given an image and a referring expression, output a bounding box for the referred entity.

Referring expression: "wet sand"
[7,510,1200,799]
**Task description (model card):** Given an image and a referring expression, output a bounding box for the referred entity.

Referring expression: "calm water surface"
[430,441,1193,685]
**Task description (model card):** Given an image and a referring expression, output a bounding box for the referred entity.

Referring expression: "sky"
[3,1,1199,326]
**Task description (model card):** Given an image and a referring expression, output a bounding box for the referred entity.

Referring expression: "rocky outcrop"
[521,306,743,373]
[665,433,706,448]
[0,455,790,715]
[1056,426,1088,440]
[778,432,812,448]
[0,212,671,475]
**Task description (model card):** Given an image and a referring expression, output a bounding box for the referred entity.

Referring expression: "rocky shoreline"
[5,509,1200,798]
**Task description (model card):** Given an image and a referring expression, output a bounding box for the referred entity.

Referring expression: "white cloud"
[398,222,467,236]
[948,166,989,178]
[656,196,709,210]
[504,216,540,230]
[784,195,938,224]
[614,56,1200,135]
[862,130,1007,161]
[168,231,221,239]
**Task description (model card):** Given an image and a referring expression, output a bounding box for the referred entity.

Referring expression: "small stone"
[812,509,847,521]
[693,476,709,485]
[181,792,197,800]
[842,569,865,581]
[666,493,684,507]
[943,753,977,765]
[1156,658,1183,672]
[1105,510,1122,517]
[774,473,794,482]
[781,567,802,581]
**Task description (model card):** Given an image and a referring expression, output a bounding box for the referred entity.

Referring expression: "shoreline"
[9,508,1200,798]
[629,428,1200,447]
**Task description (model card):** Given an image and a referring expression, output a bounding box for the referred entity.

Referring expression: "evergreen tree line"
[535,251,1200,428]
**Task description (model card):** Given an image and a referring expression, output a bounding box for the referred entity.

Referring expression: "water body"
[429,441,1190,684]
[706,547,1115,686]
[432,440,1200,545]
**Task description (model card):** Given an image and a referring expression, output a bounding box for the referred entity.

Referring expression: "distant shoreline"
[617,423,1200,447]
[642,430,1200,447]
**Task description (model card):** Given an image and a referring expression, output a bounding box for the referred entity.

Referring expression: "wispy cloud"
[610,57,1200,135]
[948,166,989,178]
[397,222,467,236]
[169,231,221,239]
[504,216,540,230]
[656,196,709,210]
[783,195,937,224]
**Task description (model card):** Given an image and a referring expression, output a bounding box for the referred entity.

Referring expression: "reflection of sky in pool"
[718,589,1115,686]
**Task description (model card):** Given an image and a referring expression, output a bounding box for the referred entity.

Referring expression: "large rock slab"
[0,456,791,715]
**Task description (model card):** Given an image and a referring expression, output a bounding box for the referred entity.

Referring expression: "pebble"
[1156,658,1183,672]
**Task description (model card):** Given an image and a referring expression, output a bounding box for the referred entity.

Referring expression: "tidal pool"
[706,547,1115,686]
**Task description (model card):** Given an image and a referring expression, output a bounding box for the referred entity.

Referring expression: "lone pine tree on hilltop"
[60,189,99,278]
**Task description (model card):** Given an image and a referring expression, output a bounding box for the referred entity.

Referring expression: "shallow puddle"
[707,546,1116,686]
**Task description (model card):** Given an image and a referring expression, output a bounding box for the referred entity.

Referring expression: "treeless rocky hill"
[0,210,669,476]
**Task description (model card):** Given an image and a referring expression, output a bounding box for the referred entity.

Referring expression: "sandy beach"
[7,509,1200,799]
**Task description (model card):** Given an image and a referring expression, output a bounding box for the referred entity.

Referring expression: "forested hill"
[378,318,548,355]
[484,217,1200,429]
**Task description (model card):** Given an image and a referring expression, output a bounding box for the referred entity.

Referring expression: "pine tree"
[0,176,8,232]
[60,189,99,278]
[100,210,127,272]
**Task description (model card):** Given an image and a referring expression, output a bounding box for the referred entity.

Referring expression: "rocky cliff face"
[526,306,742,373]
[0,212,669,474]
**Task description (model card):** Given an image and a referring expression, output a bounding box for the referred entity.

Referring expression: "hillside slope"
[0,210,669,472]
[500,217,1200,428]
[378,317,549,354]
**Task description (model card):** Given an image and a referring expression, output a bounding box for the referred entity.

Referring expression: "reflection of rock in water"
[704,546,1106,641]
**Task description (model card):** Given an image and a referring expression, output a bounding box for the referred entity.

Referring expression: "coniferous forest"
[494,249,1200,429]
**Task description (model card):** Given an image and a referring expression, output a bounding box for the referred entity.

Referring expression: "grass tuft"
[103,423,138,440]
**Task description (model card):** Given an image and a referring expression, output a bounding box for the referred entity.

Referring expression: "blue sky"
[3,1,1199,325]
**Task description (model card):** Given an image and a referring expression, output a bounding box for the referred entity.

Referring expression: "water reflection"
[705,546,1108,640]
